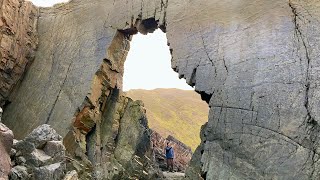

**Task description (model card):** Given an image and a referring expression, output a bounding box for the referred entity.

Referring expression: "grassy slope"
[125,88,209,151]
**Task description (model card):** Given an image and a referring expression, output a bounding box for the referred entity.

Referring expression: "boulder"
[10,124,66,180]
[8,166,29,180]
[24,124,62,149]
[33,163,65,180]
[0,123,13,179]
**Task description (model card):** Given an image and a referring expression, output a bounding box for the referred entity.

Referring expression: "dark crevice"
[161,0,169,33]
[189,67,197,87]
[200,35,213,66]
[118,27,138,38]
[201,171,207,180]
[138,18,159,34]
[212,105,257,113]
[222,56,229,74]
[103,58,112,67]
[200,34,218,78]
[141,18,158,31]
[288,4,319,177]
[196,90,212,104]
[85,124,96,162]
[159,24,166,33]
[289,1,314,125]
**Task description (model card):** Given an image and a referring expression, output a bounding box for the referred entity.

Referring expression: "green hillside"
[125,88,209,151]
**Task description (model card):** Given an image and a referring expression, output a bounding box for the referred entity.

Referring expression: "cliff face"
[2,0,320,179]
[0,0,38,105]
[63,91,160,179]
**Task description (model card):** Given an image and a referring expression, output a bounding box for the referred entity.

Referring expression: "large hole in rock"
[122,27,209,172]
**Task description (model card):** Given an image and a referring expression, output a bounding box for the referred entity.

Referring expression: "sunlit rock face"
[1,0,320,179]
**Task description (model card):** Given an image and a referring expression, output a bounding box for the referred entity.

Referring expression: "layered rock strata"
[63,93,160,179]
[1,0,320,179]
[0,0,38,105]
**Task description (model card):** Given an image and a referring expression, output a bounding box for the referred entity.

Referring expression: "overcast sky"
[28,0,69,7]
[123,30,193,91]
[29,0,193,91]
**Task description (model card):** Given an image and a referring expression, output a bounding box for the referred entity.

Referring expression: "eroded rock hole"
[122,29,209,174]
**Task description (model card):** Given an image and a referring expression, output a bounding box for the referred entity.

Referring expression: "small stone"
[24,124,62,149]
[15,156,26,165]
[34,162,66,180]
[9,166,29,180]
[25,149,52,167]
[43,141,65,162]
[10,148,16,158]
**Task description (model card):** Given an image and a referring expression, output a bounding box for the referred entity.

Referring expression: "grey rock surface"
[2,0,320,179]
[9,166,29,180]
[33,162,65,180]
[10,124,66,180]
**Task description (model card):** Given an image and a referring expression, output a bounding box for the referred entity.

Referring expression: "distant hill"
[125,88,209,151]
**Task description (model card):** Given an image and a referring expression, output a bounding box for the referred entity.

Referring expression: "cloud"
[27,0,69,7]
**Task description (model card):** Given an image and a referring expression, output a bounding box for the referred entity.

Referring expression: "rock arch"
[1,0,320,179]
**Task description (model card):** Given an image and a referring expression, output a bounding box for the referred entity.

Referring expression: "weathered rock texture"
[9,124,67,180]
[0,122,13,179]
[151,130,192,172]
[2,0,320,179]
[0,0,38,105]
[64,93,160,179]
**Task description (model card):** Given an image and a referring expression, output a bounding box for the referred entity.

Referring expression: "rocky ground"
[0,104,191,180]
[162,172,185,180]
[0,121,76,180]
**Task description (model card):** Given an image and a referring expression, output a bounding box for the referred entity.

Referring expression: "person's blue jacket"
[165,146,174,159]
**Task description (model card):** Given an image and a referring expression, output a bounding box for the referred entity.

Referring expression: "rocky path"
[162,172,185,180]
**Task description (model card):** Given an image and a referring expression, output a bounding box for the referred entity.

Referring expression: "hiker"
[164,142,174,172]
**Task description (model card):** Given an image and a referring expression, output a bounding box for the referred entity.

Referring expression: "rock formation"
[151,130,192,172]
[0,122,13,179]
[0,0,38,106]
[1,0,320,179]
[63,93,161,179]
[9,124,68,180]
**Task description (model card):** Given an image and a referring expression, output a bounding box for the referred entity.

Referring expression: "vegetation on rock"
[126,88,209,151]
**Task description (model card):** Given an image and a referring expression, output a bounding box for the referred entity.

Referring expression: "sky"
[29,0,193,91]
[28,0,69,7]
[123,30,193,91]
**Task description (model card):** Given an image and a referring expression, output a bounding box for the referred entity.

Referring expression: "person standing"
[164,142,174,172]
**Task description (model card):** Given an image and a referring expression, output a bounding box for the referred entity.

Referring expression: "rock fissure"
[46,59,74,124]
[289,2,320,178]
[200,35,213,66]
[242,123,316,152]
[289,1,314,123]
[212,105,257,113]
